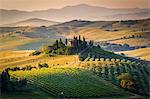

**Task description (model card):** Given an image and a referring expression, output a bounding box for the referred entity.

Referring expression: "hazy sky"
[0,0,149,11]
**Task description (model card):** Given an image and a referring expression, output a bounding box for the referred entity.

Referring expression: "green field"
[9,67,127,98]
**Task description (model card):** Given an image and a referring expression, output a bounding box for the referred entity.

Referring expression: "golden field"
[66,28,149,47]
[0,50,79,71]
[116,47,150,61]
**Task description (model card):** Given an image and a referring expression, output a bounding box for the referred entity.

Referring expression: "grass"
[10,67,127,98]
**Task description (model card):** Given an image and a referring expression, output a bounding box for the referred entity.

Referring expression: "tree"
[89,40,93,46]
[114,66,121,76]
[101,66,108,79]
[1,69,10,91]
[79,35,81,41]
[117,73,135,90]
[75,37,79,46]
[65,38,68,45]
[40,45,50,54]
[31,50,41,56]
[25,65,32,70]
[38,63,43,69]
[97,45,101,48]
[38,63,49,68]
[65,46,71,55]
[83,36,85,42]
[60,38,62,43]
[43,63,48,68]
[97,67,102,77]
[79,35,81,45]
[56,40,59,49]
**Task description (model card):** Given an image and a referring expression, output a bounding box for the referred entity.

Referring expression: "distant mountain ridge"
[0,4,149,25]
[0,18,60,27]
[105,11,150,20]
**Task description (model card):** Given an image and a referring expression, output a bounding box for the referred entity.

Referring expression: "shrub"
[117,73,135,90]
[38,63,49,69]
[25,65,32,70]
[31,51,41,56]
[9,67,20,71]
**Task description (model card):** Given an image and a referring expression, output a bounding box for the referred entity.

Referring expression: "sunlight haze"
[0,0,149,11]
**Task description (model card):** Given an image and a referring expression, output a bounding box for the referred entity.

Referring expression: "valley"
[0,18,150,99]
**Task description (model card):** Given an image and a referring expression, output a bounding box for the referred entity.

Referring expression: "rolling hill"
[0,19,149,50]
[51,19,150,47]
[0,4,149,25]
[0,18,60,27]
[116,47,150,61]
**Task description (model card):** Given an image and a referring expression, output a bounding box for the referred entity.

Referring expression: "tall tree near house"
[79,35,81,45]
[60,38,62,43]
[82,36,87,48]
[75,37,78,46]
[89,40,92,45]
[79,35,81,41]
[83,36,85,42]
[65,38,68,45]
[56,40,59,49]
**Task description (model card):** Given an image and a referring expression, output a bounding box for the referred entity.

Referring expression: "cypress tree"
[83,36,85,42]
[60,38,62,43]
[65,38,68,45]
[56,40,59,49]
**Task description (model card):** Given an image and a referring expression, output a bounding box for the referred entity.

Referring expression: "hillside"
[9,67,126,98]
[0,50,78,71]
[0,26,64,50]
[0,19,149,50]
[0,33,34,50]
[1,37,149,98]
[0,18,60,27]
[116,47,150,61]
[54,19,150,47]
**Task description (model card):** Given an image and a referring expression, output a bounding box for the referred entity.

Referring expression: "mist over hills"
[106,11,150,20]
[0,18,60,27]
[0,4,149,25]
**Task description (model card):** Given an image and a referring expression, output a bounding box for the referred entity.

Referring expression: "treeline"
[79,45,125,61]
[6,63,49,72]
[120,35,143,39]
[31,35,88,56]
[0,68,27,92]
